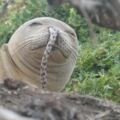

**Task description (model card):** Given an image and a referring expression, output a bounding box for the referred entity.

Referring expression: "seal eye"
[65,30,76,42]
[29,22,42,27]
[65,30,76,37]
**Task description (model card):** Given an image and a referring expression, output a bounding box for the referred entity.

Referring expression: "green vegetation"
[0,0,120,103]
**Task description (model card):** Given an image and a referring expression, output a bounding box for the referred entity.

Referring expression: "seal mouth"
[37,44,70,59]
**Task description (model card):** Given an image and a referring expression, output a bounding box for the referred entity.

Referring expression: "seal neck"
[0,44,42,87]
[0,44,23,81]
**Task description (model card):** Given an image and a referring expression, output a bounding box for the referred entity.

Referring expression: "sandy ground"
[0,79,120,120]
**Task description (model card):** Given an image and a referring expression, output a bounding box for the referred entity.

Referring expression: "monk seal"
[0,17,78,91]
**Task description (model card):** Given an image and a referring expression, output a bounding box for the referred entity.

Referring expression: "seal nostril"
[52,46,56,51]
[55,38,59,45]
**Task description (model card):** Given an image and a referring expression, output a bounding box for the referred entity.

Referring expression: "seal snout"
[29,25,74,60]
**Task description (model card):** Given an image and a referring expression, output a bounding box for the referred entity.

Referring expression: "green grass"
[65,31,120,103]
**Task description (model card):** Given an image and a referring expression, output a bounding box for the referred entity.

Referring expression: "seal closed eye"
[0,17,78,91]
[29,22,42,27]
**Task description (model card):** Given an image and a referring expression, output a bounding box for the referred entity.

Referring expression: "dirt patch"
[0,79,120,120]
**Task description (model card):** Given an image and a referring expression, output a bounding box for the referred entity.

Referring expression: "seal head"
[7,17,78,91]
